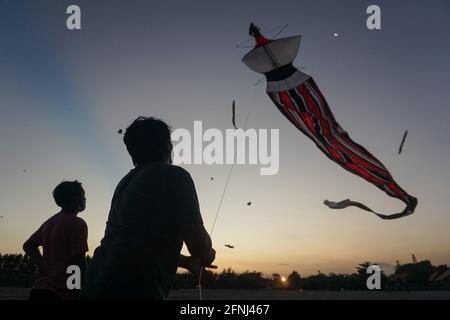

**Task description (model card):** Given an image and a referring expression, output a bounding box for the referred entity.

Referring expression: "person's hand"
[183,255,217,276]
[203,248,216,267]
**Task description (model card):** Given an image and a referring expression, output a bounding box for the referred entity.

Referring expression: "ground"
[1,288,449,300]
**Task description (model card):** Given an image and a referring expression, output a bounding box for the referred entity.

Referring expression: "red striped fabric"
[268,78,417,219]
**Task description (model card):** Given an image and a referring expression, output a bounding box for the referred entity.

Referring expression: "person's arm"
[171,168,216,270]
[23,240,43,265]
[178,223,216,273]
[23,227,43,265]
[179,223,214,264]
[70,219,89,282]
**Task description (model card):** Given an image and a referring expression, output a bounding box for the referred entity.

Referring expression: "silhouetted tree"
[395,260,434,290]
[287,271,301,290]
[0,254,38,287]
[271,273,280,281]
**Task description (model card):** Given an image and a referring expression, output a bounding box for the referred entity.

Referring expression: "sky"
[0,0,449,277]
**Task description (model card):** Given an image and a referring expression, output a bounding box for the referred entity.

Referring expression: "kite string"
[270,23,289,39]
[198,163,234,301]
[210,89,256,235]
[209,163,235,236]
[198,86,257,300]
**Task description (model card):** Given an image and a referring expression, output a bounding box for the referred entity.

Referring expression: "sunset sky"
[1,0,449,276]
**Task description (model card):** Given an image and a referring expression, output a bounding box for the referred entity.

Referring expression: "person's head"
[53,180,86,213]
[123,116,173,166]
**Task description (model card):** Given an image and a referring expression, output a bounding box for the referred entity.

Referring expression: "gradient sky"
[1,0,449,276]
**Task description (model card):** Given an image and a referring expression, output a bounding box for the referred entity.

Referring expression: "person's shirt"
[81,163,202,300]
[26,212,88,299]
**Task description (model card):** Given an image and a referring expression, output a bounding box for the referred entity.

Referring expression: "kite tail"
[267,76,418,219]
[324,196,417,220]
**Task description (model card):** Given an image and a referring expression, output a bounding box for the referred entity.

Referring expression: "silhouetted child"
[23,181,88,300]
[81,117,216,300]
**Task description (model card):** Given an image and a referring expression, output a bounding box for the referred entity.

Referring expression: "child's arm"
[23,229,43,266]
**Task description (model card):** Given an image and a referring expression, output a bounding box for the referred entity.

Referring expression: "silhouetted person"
[81,117,216,300]
[23,181,88,300]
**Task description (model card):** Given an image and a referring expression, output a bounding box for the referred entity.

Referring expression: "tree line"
[1,253,449,290]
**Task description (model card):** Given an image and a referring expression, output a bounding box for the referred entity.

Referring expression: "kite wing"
[241,23,417,219]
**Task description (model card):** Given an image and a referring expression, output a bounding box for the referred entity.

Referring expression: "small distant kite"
[210,177,214,181]
[232,100,238,129]
[225,244,235,249]
[334,33,339,37]
[398,130,408,155]
[118,129,123,134]
[241,23,417,219]
[246,202,252,206]
[23,170,27,173]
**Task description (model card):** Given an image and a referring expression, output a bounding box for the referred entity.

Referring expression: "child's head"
[53,180,86,213]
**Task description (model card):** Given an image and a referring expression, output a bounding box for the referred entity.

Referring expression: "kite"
[247,202,252,206]
[398,130,408,155]
[241,23,417,219]
[225,244,235,249]
[232,100,238,129]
